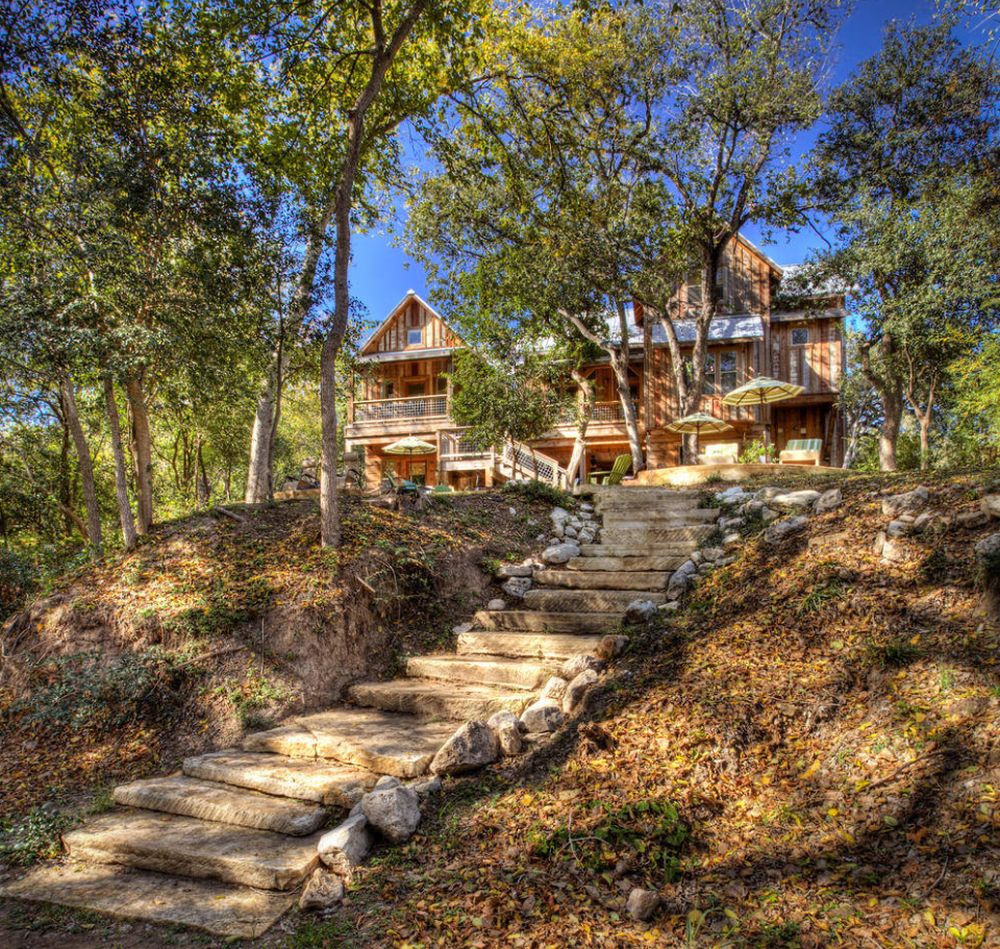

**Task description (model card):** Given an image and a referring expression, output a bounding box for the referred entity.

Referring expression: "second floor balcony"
[350,394,449,424]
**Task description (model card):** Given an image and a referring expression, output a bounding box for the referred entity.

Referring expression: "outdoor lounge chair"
[779,438,823,466]
[697,442,739,466]
[431,483,455,494]
[384,473,420,494]
[589,453,632,486]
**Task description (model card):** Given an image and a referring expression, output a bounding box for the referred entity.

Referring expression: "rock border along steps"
[1,485,718,938]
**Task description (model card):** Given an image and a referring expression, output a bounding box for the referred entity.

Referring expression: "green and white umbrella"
[722,376,804,450]
[666,412,733,437]
[382,436,436,457]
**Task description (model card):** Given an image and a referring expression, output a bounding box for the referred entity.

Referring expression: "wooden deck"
[579,462,846,490]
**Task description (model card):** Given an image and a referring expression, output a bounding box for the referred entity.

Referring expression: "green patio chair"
[589,453,632,486]
[432,484,455,494]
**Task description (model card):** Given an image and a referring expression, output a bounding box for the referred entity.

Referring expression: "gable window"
[407,328,423,346]
[719,351,738,393]
[791,327,810,346]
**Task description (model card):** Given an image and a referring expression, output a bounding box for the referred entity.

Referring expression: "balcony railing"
[352,394,448,423]
[440,431,490,458]
[557,400,633,424]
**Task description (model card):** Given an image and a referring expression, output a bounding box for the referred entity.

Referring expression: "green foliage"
[500,480,573,508]
[738,440,775,464]
[530,797,689,880]
[0,807,76,866]
[0,549,36,618]
[6,649,185,732]
[214,668,288,729]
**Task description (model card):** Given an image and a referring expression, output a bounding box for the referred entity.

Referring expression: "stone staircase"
[2,486,717,939]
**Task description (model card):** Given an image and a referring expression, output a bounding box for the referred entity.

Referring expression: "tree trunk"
[245,374,278,504]
[58,408,72,536]
[566,370,594,485]
[103,377,138,551]
[125,377,153,532]
[879,389,903,472]
[609,301,644,474]
[60,374,102,556]
[196,438,210,504]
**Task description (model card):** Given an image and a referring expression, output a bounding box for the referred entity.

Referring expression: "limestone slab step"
[588,487,702,501]
[405,654,552,689]
[113,775,327,836]
[0,863,295,939]
[63,809,321,891]
[534,569,668,592]
[348,678,531,720]
[523,588,667,612]
[599,525,715,545]
[457,630,605,661]
[183,749,375,806]
[472,609,621,633]
[579,544,698,558]
[243,707,456,778]
[566,555,686,571]
[601,509,719,525]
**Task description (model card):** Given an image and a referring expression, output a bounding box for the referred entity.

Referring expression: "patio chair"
[383,473,420,494]
[431,483,455,494]
[589,453,632,486]
[697,442,739,466]
[779,438,823,466]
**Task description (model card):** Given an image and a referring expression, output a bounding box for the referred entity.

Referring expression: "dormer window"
[407,328,422,346]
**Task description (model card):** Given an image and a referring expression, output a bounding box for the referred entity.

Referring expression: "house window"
[703,352,718,393]
[407,328,423,346]
[405,381,427,397]
[719,351,738,393]
[380,380,395,398]
[791,327,810,345]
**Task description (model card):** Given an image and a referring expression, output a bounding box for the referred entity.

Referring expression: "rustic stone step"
[63,810,321,891]
[566,555,686,571]
[588,487,702,501]
[596,499,709,514]
[243,707,456,778]
[472,609,621,633]
[183,749,375,807]
[578,544,698,558]
[347,678,531,720]
[405,654,552,689]
[534,569,668,592]
[457,631,605,661]
[599,525,716,545]
[0,863,295,939]
[523,588,667,612]
[112,775,327,836]
[602,507,719,530]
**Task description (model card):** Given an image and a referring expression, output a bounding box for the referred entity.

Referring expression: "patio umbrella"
[666,412,733,438]
[722,376,804,452]
[382,436,436,457]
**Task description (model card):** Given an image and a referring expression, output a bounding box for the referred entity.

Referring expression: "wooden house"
[345,238,845,489]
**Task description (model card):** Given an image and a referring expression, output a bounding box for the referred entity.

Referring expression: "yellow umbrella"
[722,376,804,452]
[666,412,733,466]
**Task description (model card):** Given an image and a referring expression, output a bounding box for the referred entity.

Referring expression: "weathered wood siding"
[361,357,451,401]
[365,298,456,354]
[769,318,843,395]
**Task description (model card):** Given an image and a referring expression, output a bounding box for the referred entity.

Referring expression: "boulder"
[542,543,579,565]
[981,495,1000,519]
[580,502,594,512]
[975,532,1000,620]
[689,550,703,566]
[550,506,570,526]
[882,486,929,518]
[722,531,744,548]
[761,507,780,523]
[956,510,990,529]
[740,499,765,517]
[498,564,533,578]
[697,563,714,576]
[596,634,628,661]
[719,516,744,531]
[374,775,401,790]
[299,868,345,911]
[875,531,907,563]
[560,654,603,680]
[410,776,442,795]
[563,525,578,539]
[815,487,843,513]
[886,519,911,538]
[626,887,661,922]
[715,486,751,505]
[764,515,809,544]
[715,555,737,567]
[659,601,680,613]
[317,814,372,878]
[361,784,421,843]
[502,576,532,599]
[625,599,658,623]
[520,699,565,733]
[756,486,784,501]
[667,560,697,599]
[540,676,568,702]
[487,598,507,611]
[769,489,821,512]
[487,710,524,755]
[430,721,500,776]
[452,622,472,636]
[578,529,596,544]
[563,669,598,715]
[912,511,936,532]
[699,546,725,563]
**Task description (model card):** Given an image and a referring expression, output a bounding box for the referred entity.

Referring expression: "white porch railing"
[440,431,490,458]
[499,441,569,488]
[352,394,448,422]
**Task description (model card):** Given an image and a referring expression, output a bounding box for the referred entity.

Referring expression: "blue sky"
[349,0,955,324]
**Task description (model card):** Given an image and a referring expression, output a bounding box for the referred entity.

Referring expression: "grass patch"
[0,806,75,865]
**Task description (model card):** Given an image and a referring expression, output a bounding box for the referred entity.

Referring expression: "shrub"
[501,480,573,507]
[0,549,36,619]
[0,806,75,865]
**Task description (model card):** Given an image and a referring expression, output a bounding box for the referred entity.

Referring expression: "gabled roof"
[359,289,456,357]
